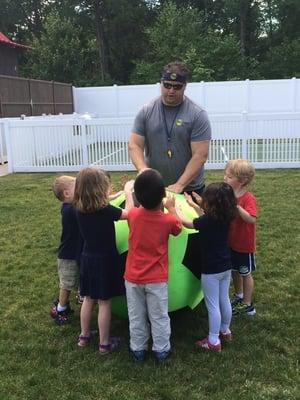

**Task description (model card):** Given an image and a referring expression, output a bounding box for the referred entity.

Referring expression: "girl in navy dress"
[73,167,133,354]
[178,182,237,352]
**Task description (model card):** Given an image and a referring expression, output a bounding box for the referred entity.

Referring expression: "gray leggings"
[125,281,170,352]
[201,270,232,342]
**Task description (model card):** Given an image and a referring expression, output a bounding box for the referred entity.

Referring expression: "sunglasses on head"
[162,81,184,90]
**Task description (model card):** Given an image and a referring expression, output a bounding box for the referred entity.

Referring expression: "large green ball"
[110,192,203,317]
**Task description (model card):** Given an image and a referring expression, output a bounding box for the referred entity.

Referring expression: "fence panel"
[5,112,300,173]
[73,78,300,117]
[6,119,86,172]
[0,75,73,118]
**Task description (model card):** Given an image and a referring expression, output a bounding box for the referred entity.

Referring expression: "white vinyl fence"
[0,121,7,164]
[73,78,300,117]
[4,111,300,173]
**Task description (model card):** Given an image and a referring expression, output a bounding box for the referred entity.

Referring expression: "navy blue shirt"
[76,204,122,256]
[193,214,231,274]
[58,203,82,262]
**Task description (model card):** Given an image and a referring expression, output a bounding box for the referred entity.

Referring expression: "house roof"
[0,32,30,49]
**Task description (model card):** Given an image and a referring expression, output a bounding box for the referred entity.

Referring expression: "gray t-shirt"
[132,96,211,191]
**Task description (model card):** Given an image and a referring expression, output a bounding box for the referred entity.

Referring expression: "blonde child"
[51,176,82,325]
[73,167,134,354]
[224,159,257,316]
[179,182,237,352]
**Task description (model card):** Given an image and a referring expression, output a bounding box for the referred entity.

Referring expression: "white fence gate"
[4,111,300,173]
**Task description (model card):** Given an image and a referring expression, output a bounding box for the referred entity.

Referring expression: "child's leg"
[80,296,95,336]
[146,283,170,353]
[58,288,70,308]
[201,273,221,345]
[219,270,232,333]
[98,299,111,345]
[242,274,254,305]
[125,281,150,351]
[232,271,243,298]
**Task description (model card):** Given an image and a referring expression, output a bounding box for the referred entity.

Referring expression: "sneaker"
[76,293,84,305]
[54,314,70,326]
[50,303,73,319]
[153,349,171,362]
[219,331,232,342]
[130,349,147,362]
[195,337,221,353]
[231,295,243,308]
[233,302,256,316]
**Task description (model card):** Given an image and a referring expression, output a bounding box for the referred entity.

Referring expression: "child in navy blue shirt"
[178,182,237,352]
[73,167,134,354]
[51,176,82,325]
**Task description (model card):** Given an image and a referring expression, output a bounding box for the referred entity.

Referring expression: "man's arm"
[167,140,210,193]
[128,132,148,172]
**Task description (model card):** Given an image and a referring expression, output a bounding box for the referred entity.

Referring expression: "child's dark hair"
[134,169,166,210]
[201,182,237,224]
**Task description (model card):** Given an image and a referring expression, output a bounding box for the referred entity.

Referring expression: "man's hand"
[167,182,184,193]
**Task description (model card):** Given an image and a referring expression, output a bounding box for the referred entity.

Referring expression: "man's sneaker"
[219,331,232,342]
[233,302,256,316]
[130,349,147,362]
[195,337,221,353]
[153,349,171,362]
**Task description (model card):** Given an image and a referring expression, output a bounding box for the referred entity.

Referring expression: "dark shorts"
[231,250,256,276]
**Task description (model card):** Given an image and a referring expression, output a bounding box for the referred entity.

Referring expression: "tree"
[259,39,300,79]
[22,11,102,86]
[131,1,259,83]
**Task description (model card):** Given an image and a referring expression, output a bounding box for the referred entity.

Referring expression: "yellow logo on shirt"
[176,119,183,126]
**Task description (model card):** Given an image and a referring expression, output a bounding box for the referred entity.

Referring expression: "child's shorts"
[57,258,79,291]
[231,250,256,276]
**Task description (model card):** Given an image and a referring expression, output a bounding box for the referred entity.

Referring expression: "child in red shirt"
[124,169,182,362]
[224,159,257,316]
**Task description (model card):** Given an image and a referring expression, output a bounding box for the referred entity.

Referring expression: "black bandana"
[161,72,187,83]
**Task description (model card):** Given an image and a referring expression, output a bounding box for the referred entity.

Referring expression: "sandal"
[99,337,121,355]
[77,330,98,347]
[78,335,91,347]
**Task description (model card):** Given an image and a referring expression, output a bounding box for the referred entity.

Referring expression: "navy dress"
[76,204,123,300]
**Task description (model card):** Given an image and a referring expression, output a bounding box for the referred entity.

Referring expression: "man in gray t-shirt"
[128,61,211,194]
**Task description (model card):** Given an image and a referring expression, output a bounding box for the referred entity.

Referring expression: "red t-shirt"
[229,191,257,253]
[124,207,182,284]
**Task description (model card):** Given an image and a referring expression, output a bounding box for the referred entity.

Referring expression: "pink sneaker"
[195,337,221,353]
[220,331,232,342]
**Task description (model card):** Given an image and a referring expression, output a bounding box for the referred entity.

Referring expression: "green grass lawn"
[0,169,299,400]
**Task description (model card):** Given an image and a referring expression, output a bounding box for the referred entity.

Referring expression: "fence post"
[0,122,3,164]
[52,81,56,114]
[114,84,119,117]
[0,94,3,118]
[28,79,33,116]
[241,111,248,159]
[80,120,88,166]
[200,81,205,108]
[3,120,13,173]
[244,79,250,112]
[291,77,297,112]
